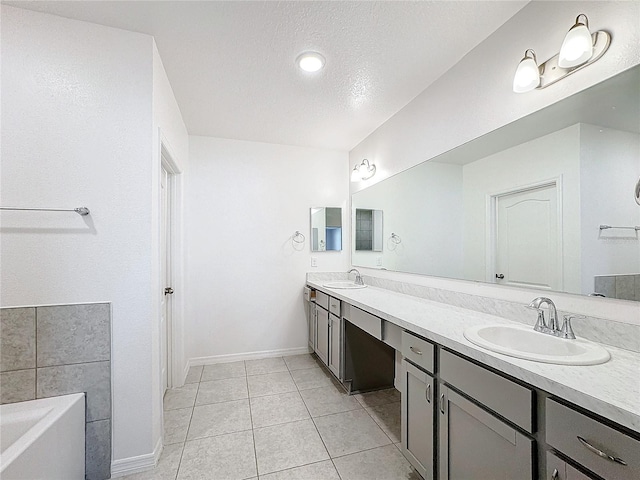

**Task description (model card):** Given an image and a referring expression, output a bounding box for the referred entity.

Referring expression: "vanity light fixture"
[513,49,540,93]
[296,52,325,73]
[513,13,610,93]
[351,159,376,182]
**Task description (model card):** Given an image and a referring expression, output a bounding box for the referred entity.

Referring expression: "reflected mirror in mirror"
[352,65,640,301]
[310,207,342,252]
[355,209,383,252]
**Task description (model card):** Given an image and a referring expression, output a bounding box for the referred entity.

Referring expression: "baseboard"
[188,346,312,367]
[110,436,162,478]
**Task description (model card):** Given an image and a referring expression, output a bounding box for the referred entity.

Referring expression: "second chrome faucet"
[526,297,583,340]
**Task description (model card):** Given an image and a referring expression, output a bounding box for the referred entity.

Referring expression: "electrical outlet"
[311,257,318,267]
[376,257,383,266]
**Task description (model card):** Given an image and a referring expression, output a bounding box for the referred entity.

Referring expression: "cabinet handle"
[439,393,445,414]
[426,384,432,403]
[409,346,423,355]
[551,468,559,480]
[577,436,628,466]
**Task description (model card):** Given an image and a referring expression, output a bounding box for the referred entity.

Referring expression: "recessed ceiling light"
[296,52,325,73]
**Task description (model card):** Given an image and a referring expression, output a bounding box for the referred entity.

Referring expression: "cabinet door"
[401,360,434,479]
[315,306,329,366]
[308,303,316,350]
[328,313,341,379]
[438,385,533,480]
[547,452,598,480]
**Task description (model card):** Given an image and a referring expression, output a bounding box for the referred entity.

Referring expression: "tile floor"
[119,354,420,480]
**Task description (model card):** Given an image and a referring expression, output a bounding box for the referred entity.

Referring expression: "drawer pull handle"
[577,436,628,466]
[551,468,559,480]
[439,394,445,414]
[409,346,423,355]
[426,384,432,403]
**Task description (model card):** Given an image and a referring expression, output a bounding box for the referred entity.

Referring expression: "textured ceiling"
[5,1,528,151]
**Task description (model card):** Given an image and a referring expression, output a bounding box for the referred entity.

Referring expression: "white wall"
[185,136,349,361]
[352,161,463,277]
[580,124,640,294]
[151,42,189,457]
[0,5,155,463]
[462,125,582,292]
[348,1,640,325]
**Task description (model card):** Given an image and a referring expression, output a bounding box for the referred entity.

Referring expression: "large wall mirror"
[352,65,640,301]
[311,207,342,251]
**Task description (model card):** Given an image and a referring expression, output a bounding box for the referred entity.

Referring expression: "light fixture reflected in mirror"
[513,13,610,94]
[513,49,540,93]
[558,14,593,68]
[351,159,376,182]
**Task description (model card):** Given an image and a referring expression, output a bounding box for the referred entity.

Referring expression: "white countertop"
[307,280,640,434]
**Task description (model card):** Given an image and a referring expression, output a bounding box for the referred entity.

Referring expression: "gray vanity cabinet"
[315,305,329,366]
[401,360,434,479]
[547,452,596,480]
[308,301,316,351]
[328,313,341,378]
[438,384,533,480]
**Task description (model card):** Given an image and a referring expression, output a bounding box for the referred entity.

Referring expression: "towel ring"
[391,233,402,244]
[293,231,305,244]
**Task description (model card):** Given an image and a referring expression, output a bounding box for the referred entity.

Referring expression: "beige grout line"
[245,360,260,479]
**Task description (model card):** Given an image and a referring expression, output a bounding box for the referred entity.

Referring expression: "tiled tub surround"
[307,274,640,434]
[121,355,410,480]
[0,303,112,480]
[595,273,640,302]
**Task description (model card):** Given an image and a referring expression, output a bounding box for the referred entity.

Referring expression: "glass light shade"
[513,56,540,93]
[297,52,325,73]
[558,23,593,68]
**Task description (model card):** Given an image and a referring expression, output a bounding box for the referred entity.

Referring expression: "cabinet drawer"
[303,286,312,302]
[546,399,640,480]
[440,350,534,433]
[401,331,434,374]
[345,306,382,340]
[329,297,341,317]
[316,291,329,310]
[382,321,402,350]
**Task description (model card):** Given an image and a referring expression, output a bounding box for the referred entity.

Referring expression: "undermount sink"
[463,324,610,365]
[322,281,367,290]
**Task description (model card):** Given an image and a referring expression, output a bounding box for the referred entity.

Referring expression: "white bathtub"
[0,393,85,479]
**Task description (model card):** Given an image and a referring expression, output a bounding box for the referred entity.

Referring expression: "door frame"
[159,135,183,390]
[485,176,564,289]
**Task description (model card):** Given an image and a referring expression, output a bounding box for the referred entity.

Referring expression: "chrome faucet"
[526,297,583,339]
[348,268,364,285]
[527,297,558,333]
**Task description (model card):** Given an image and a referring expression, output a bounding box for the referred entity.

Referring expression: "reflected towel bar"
[599,224,639,231]
[0,206,90,216]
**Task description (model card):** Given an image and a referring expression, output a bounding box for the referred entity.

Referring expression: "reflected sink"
[463,324,610,365]
[322,281,367,290]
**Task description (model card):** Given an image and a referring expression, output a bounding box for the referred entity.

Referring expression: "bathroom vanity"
[305,278,640,480]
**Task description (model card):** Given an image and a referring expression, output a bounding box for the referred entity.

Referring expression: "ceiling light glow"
[297,52,325,73]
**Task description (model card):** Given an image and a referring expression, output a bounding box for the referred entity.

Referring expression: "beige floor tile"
[178,430,257,480]
[164,383,198,411]
[246,356,288,375]
[290,366,335,391]
[195,377,248,406]
[366,401,401,443]
[247,372,296,398]
[354,388,401,408]
[332,444,420,480]
[300,384,362,417]
[119,443,183,480]
[201,361,246,382]
[164,407,192,445]
[253,419,329,475]
[187,399,252,440]
[259,460,341,480]
[283,354,321,371]
[184,366,203,384]
[314,409,391,458]
[250,391,310,428]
